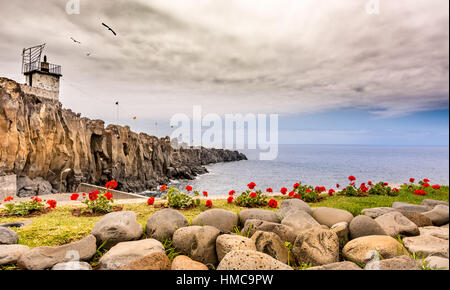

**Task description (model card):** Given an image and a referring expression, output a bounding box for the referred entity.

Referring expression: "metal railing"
[23,61,62,75]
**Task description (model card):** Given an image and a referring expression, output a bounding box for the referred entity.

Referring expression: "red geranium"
[368,181,373,185]
[105,180,118,190]
[423,179,430,183]
[432,185,441,190]
[229,190,236,196]
[348,176,356,182]
[89,190,99,201]
[306,189,312,193]
[203,191,208,197]
[70,193,79,201]
[250,192,257,198]
[160,185,168,191]
[205,200,213,208]
[147,196,155,205]
[409,178,415,183]
[414,190,426,196]
[227,196,234,204]
[3,196,14,202]
[392,188,399,193]
[31,196,42,203]
[268,199,278,208]
[266,188,273,193]
[47,200,57,209]
[423,183,430,188]
[293,183,300,189]
[336,184,340,188]
[280,187,288,195]
[185,185,193,192]
[105,192,114,200]
[247,182,256,190]
[289,191,295,197]
[328,189,335,196]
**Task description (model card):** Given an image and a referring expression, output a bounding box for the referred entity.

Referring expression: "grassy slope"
[0,186,448,248]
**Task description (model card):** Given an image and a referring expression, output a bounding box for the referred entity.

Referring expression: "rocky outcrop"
[0,77,246,194]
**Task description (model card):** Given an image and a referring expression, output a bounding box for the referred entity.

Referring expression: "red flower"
[147,196,155,205]
[306,189,312,193]
[185,185,193,192]
[293,183,300,189]
[70,193,79,201]
[250,192,257,198]
[280,187,288,195]
[336,184,340,188]
[3,196,14,202]
[348,176,356,182]
[350,182,355,186]
[82,193,86,197]
[266,188,273,193]
[227,196,234,204]
[203,191,208,197]
[105,180,118,190]
[268,199,278,208]
[105,192,114,200]
[432,185,441,190]
[368,181,373,185]
[414,190,426,196]
[247,182,256,190]
[31,196,42,203]
[293,193,299,199]
[409,178,415,183]
[384,182,389,186]
[160,185,168,191]
[423,183,430,188]
[423,179,430,183]
[47,200,57,209]
[328,189,335,196]
[205,200,213,208]
[89,190,99,201]
[320,186,326,193]
[392,188,399,193]
[229,190,236,196]
[289,191,295,197]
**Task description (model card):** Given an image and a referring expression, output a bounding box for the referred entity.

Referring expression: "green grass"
[0,186,448,248]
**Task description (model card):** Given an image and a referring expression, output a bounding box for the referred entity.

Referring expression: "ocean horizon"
[167,144,450,195]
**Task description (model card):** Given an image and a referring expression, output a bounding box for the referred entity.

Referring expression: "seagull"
[70,37,82,44]
[102,23,117,36]
[86,52,91,57]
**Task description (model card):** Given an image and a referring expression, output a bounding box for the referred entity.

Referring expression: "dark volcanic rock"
[0,78,247,193]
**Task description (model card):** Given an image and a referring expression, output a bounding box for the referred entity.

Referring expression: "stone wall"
[0,174,16,200]
[19,84,58,101]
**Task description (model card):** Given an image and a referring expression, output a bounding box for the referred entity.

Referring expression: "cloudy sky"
[0,0,448,145]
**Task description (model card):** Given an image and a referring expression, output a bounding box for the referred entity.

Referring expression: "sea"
[166,145,449,196]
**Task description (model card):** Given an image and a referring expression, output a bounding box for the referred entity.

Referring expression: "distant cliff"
[0,78,247,196]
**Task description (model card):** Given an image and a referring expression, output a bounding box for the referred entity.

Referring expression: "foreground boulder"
[392,202,428,213]
[239,209,280,224]
[252,231,289,264]
[0,245,30,265]
[419,226,449,240]
[119,252,170,270]
[422,205,449,226]
[331,222,349,248]
[98,239,165,270]
[361,207,397,218]
[18,235,97,270]
[216,234,256,261]
[397,210,433,227]
[91,211,143,249]
[192,209,238,233]
[145,209,189,242]
[173,226,220,266]
[312,207,354,228]
[424,256,449,270]
[292,228,339,266]
[52,261,92,270]
[0,227,19,245]
[307,261,362,270]
[342,235,406,265]
[365,255,421,270]
[403,235,449,258]
[421,199,449,209]
[281,210,321,232]
[277,199,312,219]
[217,250,293,270]
[242,219,297,244]
[171,255,209,270]
[375,212,419,237]
[349,215,386,240]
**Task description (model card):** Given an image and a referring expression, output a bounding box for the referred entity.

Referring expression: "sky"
[0,0,448,146]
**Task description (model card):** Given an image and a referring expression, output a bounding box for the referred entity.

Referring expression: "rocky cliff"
[0,78,246,196]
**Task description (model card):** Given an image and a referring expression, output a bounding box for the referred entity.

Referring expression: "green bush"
[2,198,45,216]
[163,187,201,209]
[293,182,320,203]
[235,190,268,207]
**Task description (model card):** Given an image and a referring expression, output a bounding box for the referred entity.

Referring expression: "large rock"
[192,209,238,233]
[281,210,321,232]
[419,226,449,240]
[403,235,449,258]
[251,231,289,264]
[277,199,312,219]
[119,252,171,270]
[0,227,19,245]
[312,207,354,228]
[239,209,280,224]
[173,226,220,266]
[375,212,420,237]
[365,255,421,270]
[349,215,387,240]
[52,261,92,270]
[0,245,30,265]
[18,235,97,270]
[361,207,398,218]
[397,210,433,227]
[241,219,297,244]
[421,199,449,209]
[307,261,362,270]
[292,228,339,266]
[216,234,256,261]
[91,211,143,249]
[424,256,449,270]
[392,202,429,213]
[342,235,406,265]
[422,205,449,226]
[217,250,293,270]
[98,239,165,270]
[331,222,349,248]
[145,209,189,242]
[171,255,209,270]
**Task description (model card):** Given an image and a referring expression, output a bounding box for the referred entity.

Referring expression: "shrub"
[162,186,201,209]
[2,196,51,216]
[292,182,320,203]
[72,180,118,214]
[235,190,268,207]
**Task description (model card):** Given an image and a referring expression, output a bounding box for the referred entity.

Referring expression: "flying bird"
[86,52,91,57]
[102,23,117,36]
[70,37,81,44]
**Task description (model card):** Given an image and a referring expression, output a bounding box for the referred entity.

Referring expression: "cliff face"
[0,78,246,195]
